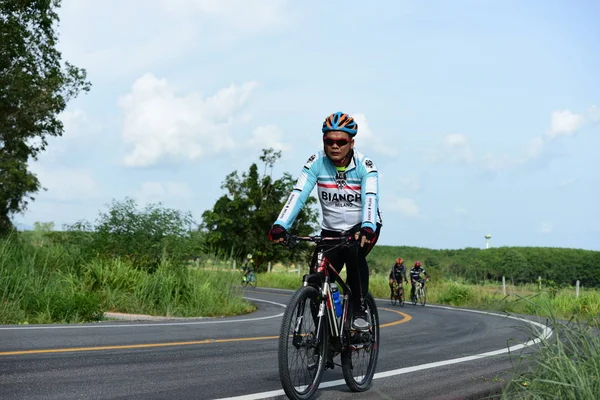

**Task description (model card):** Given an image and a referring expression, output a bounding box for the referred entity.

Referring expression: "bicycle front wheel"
[420,287,426,306]
[278,285,328,400]
[341,292,380,392]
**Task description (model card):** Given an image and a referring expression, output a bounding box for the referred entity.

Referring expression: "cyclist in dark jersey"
[389,257,408,297]
[409,261,430,301]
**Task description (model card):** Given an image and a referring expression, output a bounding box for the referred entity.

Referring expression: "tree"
[0,0,91,235]
[200,148,319,271]
[91,198,196,271]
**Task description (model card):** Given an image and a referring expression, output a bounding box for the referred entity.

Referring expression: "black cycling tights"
[321,223,381,312]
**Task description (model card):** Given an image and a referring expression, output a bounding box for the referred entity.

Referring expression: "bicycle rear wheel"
[341,292,380,392]
[420,287,426,306]
[248,273,257,288]
[390,289,396,306]
[278,285,328,400]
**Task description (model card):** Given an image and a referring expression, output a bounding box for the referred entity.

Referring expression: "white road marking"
[0,297,286,330]
[213,304,553,400]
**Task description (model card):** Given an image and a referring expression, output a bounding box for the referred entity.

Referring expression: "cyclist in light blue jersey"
[268,111,383,331]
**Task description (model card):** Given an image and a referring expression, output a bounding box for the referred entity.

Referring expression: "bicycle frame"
[291,235,357,351]
[392,281,403,295]
[278,234,380,398]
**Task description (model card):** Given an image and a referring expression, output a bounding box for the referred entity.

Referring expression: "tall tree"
[0,0,91,234]
[201,148,319,270]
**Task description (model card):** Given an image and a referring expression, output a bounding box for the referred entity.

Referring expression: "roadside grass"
[254,266,600,399]
[251,267,599,323]
[0,236,254,324]
[500,301,600,399]
[4,234,598,398]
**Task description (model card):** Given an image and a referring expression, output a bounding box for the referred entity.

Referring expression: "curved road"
[0,287,551,400]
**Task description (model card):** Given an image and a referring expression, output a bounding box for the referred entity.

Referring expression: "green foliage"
[63,198,198,272]
[503,318,600,399]
[437,282,474,305]
[0,0,91,234]
[23,291,103,323]
[201,148,319,271]
[0,234,255,324]
[368,245,600,288]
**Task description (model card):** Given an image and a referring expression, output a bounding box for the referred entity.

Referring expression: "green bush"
[22,290,103,323]
[503,318,600,399]
[437,282,474,306]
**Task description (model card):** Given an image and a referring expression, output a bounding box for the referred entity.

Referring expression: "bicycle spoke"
[279,286,327,400]
[341,293,379,392]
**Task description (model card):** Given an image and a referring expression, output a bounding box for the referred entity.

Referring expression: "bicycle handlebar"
[281,234,356,249]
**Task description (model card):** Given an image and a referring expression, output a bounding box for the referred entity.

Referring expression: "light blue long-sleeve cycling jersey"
[274,149,382,233]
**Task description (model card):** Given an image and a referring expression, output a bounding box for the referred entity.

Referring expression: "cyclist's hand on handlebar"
[356,227,375,248]
[268,224,287,243]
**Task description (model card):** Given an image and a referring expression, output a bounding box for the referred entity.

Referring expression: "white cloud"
[390,197,421,218]
[59,1,290,77]
[427,133,474,164]
[557,178,576,187]
[134,182,193,205]
[31,165,99,202]
[483,136,545,171]
[119,73,259,167]
[161,0,289,33]
[249,125,292,152]
[446,134,475,163]
[446,133,468,147]
[524,136,545,159]
[538,222,554,234]
[352,114,398,156]
[546,109,584,138]
[588,105,600,123]
[428,107,596,173]
[454,207,468,216]
[38,110,102,162]
[60,109,88,139]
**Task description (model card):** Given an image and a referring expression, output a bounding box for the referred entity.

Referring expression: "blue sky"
[16,0,600,251]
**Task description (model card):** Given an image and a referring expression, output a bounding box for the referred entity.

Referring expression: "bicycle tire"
[399,290,405,307]
[278,285,328,400]
[390,291,396,306]
[341,292,380,392]
[420,287,426,306]
[248,274,257,288]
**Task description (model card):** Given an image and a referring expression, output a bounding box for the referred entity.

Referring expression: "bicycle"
[241,271,257,288]
[277,234,380,400]
[411,279,427,306]
[390,280,405,307]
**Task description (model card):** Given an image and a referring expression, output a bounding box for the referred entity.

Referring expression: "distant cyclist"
[409,261,430,301]
[389,257,408,298]
[242,254,254,282]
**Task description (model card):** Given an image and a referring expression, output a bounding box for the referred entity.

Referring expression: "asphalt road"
[0,287,551,400]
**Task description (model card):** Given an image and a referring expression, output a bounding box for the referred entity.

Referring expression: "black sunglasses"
[323,138,351,147]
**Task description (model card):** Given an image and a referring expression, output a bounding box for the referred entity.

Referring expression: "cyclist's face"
[323,131,354,164]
